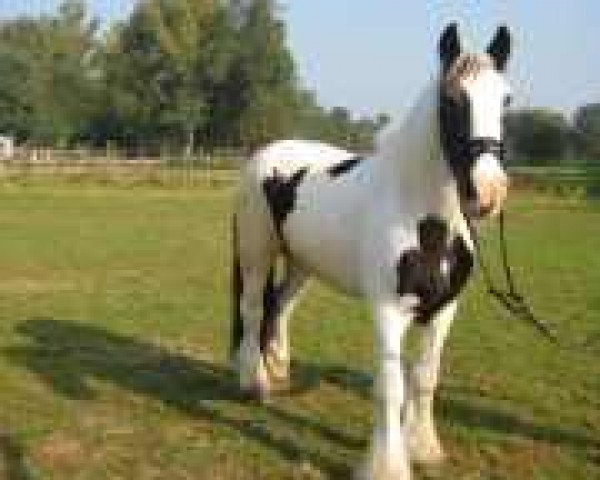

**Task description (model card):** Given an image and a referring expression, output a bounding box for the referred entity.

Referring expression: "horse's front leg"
[363,300,413,480]
[407,300,457,465]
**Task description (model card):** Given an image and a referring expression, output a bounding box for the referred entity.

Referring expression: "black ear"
[487,25,511,71]
[439,23,461,72]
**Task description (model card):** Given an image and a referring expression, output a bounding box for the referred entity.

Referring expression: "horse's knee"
[410,362,438,396]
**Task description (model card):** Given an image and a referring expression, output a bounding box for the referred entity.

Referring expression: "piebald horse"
[231,23,512,479]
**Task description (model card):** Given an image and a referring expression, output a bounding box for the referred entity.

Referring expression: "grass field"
[0,179,598,479]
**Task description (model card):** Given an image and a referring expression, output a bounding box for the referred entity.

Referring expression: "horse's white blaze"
[464,68,507,139]
[464,67,510,213]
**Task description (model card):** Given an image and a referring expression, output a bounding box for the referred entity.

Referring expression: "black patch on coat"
[262,167,308,242]
[397,215,473,324]
[438,91,478,205]
[327,155,363,178]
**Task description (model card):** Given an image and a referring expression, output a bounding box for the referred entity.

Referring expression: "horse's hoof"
[357,453,412,480]
[264,349,290,383]
[268,380,290,395]
[240,382,270,403]
[266,365,290,385]
[409,437,445,466]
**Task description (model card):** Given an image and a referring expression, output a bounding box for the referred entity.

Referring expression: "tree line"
[505,105,600,165]
[0,0,596,163]
[0,0,387,155]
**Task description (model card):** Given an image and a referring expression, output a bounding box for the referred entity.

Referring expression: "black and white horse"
[231,23,512,480]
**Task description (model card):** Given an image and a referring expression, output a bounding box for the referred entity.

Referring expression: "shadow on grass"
[0,429,37,480]
[438,392,600,451]
[300,363,373,400]
[5,318,358,478]
[297,360,600,453]
[6,318,598,478]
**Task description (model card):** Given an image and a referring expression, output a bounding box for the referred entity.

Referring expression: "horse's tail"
[260,265,277,353]
[230,214,244,360]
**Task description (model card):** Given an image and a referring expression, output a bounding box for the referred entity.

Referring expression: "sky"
[0,0,598,121]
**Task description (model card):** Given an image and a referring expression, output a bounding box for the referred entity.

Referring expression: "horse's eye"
[503,94,512,108]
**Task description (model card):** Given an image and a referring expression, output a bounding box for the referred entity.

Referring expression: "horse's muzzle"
[468,176,508,219]
[470,151,509,219]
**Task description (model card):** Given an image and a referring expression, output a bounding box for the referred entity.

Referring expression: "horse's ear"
[439,23,461,72]
[487,25,511,71]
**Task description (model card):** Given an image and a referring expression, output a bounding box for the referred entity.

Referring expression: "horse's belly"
[284,209,364,296]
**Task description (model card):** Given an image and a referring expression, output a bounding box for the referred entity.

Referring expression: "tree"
[216,0,299,148]
[0,40,33,141]
[0,0,387,154]
[504,109,571,165]
[101,0,233,154]
[573,103,600,160]
[149,0,230,155]
[0,0,99,147]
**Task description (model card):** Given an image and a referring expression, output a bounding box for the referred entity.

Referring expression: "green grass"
[0,181,597,479]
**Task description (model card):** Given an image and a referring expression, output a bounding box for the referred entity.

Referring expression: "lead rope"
[468,210,560,344]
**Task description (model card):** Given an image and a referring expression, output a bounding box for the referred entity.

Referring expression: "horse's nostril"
[478,204,494,218]
[465,200,494,219]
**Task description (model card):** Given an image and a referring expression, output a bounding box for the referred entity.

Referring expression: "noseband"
[464,137,506,164]
[438,91,506,173]
[443,134,506,203]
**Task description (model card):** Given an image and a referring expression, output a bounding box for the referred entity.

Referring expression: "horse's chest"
[396,215,473,323]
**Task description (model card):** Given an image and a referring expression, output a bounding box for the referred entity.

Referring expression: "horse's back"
[248,139,355,179]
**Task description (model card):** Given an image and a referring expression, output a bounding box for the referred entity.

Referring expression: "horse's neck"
[374,82,463,229]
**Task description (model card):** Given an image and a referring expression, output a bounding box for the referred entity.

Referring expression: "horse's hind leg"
[235,211,275,400]
[263,261,307,385]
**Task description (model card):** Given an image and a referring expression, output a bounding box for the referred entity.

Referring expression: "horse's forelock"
[441,53,495,98]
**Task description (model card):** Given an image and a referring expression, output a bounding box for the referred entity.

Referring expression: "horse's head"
[438,23,511,220]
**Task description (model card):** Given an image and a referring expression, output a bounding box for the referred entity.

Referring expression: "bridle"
[463,137,506,164]
[440,93,555,341]
[440,88,595,352]
[438,89,507,204]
